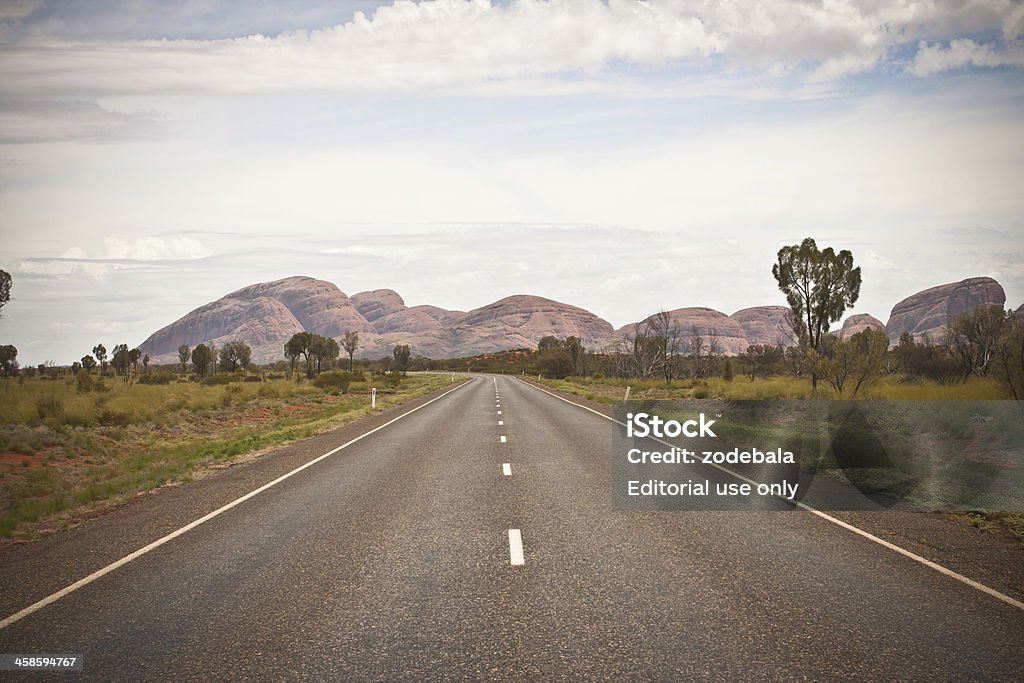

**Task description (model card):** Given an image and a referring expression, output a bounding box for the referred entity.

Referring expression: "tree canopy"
[0,269,11,319]
[0,344,17,376]
[219,341,253,373]
[772,237,861,353]
[191,343,213,377]
[393,344,411,375]
[772,237,861,389]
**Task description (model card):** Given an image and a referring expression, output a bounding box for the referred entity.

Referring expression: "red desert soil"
[0,453,45,468]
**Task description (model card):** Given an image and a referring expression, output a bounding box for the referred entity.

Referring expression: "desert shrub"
[36,394,64,419]
[61,412,94,428]
[243,375,262,382]
[257,385,279,398]
[202,373,241,386]
[314,370,360,394]
[535,350,574,379]
[96,410,131,427]
[138,370,173,385]
[75,370,96,394]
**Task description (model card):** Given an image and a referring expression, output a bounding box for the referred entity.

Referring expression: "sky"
[1,0,1022,365]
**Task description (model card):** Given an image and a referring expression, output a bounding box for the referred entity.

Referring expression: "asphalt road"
[1,375,1022,681]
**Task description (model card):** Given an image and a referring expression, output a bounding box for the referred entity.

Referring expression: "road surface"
[1,376,1022,681]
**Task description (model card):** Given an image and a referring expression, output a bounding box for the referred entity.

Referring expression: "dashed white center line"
[500,435,507,443]
[498,420,504,425]
[508,529,525,566]
[502,463,512,476]
[497,410,501,415]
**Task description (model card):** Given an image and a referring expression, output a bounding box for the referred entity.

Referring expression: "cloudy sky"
[1,0,1022,365]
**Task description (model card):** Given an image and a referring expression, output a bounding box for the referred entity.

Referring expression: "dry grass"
[0,373,459,539]
[535,373,1006,403]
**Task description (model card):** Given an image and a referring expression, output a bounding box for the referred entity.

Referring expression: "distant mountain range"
[138,275,1008,364]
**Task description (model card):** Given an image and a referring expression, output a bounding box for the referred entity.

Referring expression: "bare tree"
[646,310,681,383]
[946,305,1005,378]
[995,310,1024,403]
[342,331,359,372]
[682,326,718,379]
[624,328,662,379]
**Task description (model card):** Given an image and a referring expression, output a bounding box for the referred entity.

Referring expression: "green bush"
[314,370,362,394]
[75,371,96,394]
[138,370,173,385]
[243,375,262,382]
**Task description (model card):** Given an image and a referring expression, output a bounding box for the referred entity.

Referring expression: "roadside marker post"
[371,387,377,410]
[624,386,631,401]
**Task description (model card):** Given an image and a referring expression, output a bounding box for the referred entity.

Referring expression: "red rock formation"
[838,313,886,339]
[451,295,615,356]
[139,276,374,360]
[620,308,749,355]
[139,274,1009,364]
[351,289,407,324]
[730,306,796,347]
[885,277,1006,343]
[140,281,616,363]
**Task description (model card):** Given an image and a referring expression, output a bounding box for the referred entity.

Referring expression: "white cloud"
[15,237,208,281]
[1,0,1022,99]
[909,38,1024,77]
[101,236,207,261]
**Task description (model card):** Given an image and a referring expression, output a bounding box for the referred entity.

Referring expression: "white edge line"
[503,463,512,476]
[0,378,476,631]
[512,377,1024,612]
[509,528,525,565]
